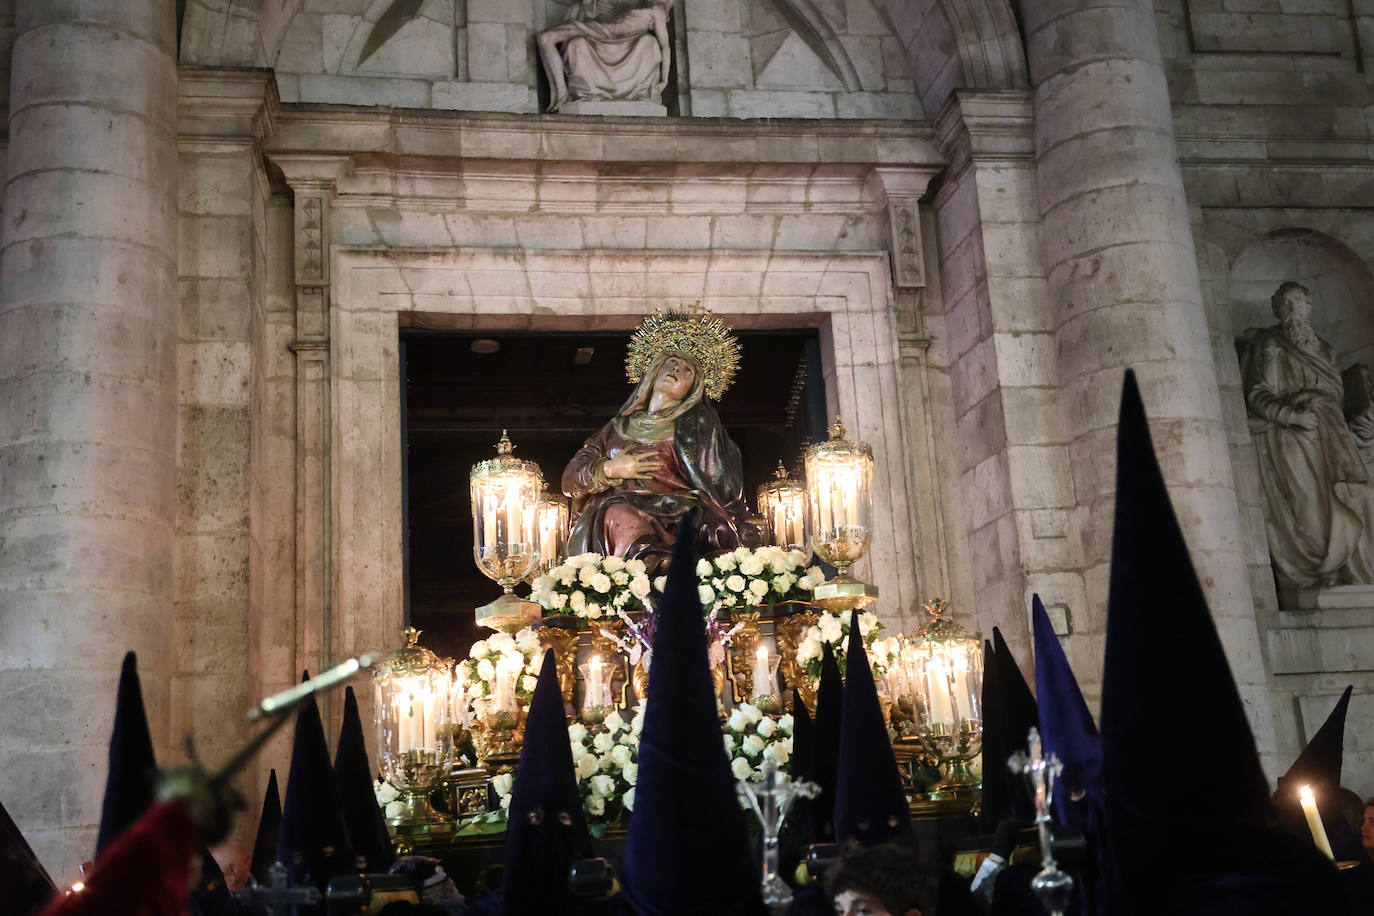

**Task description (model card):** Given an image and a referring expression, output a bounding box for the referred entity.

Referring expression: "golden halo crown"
[625,307,741,401]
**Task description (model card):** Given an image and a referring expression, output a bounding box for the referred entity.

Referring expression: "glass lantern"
[530,489,570,583]
[470,430,544,632]
[375,626,455,836]
[757,461,809,552]
[804,417,879,611]
[907,599,983,799]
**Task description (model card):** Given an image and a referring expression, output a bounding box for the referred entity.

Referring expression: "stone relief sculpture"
[1239,281,1374,587]
[537,0,674,112]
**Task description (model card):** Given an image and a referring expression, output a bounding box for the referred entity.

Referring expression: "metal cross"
[237,862,323,916]
[1007,727,1073,916]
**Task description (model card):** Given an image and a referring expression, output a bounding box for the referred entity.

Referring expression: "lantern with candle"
[907,598,983,799]
[579,655,616,727]
[375,626,455,836]
[471,431,545,632]
[757,462,809,552]
[750,644,782,714]
[529,489,570,584]
[804,418,879,612]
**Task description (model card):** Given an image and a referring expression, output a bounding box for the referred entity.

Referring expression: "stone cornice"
[264,104,943,169]
[933,89,1035,173]
[178,67,280,143]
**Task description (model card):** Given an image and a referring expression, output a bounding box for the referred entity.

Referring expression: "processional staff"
[1007,727,1074,916]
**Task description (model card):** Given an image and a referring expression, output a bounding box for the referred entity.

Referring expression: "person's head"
[826,842,926,916]
[211,841,251,893]
[1271,281,1312,323]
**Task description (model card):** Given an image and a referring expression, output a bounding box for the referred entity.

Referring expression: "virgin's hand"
[1291,409,1319,432]
[603,447,665,480]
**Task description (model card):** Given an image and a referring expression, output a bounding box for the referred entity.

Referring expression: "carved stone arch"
[873,0,1026,113]
[767,0,866,91]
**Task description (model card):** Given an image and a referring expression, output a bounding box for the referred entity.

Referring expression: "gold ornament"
[625,306,742,401]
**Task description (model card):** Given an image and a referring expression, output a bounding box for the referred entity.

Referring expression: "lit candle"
[752,645,773,700]
[482,489,497,557]
[1299,785,1335,860]
[589,655,606,707]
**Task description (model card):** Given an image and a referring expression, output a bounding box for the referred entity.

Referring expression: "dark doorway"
[401,328,827,661]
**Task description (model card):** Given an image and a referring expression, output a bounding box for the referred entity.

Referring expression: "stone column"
[1025,1,1277,761]
[0,0,178,878]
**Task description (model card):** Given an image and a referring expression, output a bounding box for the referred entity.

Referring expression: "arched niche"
[1229,228,1374,370]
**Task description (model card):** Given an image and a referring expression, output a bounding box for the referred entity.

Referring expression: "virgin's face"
[652,355,696,403]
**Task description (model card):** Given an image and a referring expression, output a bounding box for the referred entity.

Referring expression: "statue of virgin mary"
[561,310,764,572]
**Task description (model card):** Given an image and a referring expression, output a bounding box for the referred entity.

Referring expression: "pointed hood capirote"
[623,511,766,916]
[809,641,844,841]
[1278,685,1352,799]
[833,609,911,846]
[1032,594,1109,916]
[250,769,282,885]
[277,673,353,909]
[1101,369,1344,915]
[96,652,159,858]
[977,638,1005,833]
[499,649,594,916]
[333,685,395,872]
[991,626,1038,824]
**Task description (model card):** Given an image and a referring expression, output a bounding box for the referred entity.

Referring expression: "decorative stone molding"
[177,68,280,143]
[866,166,940,291]
[932,89,1034,178]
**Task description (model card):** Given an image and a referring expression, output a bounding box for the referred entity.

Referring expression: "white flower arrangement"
[794,610,900,682]
[532,553,654,623]
[654,546,822,616]
[456,626,544,714]
[722,702,796,784]
[493,705,644,836]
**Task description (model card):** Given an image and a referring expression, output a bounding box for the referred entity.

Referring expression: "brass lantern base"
[387,791,456,841]
[475,592,542,633]
[812,574,880,613]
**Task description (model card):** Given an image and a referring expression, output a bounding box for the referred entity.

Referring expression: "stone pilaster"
[0,0,178,879]
[931,91,1084,677]
[1024,0,1276,762]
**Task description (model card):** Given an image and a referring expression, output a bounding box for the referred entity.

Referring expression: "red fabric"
[40,802,198,916]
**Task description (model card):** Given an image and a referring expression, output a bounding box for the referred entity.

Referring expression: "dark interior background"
[402,328,827,661]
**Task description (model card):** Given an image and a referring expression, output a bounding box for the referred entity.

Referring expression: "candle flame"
[756,645,768,661]
[1300,785,1315,802]
[70,882,85,894]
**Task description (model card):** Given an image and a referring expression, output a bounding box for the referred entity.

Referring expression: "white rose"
[727,708,750,732]
[469,639,489,660]
[796,637,822,664]
[586,603,602,619]
[625,558,647,576]
[623,787,635,810]
[570,591,587,611]
[742,734,766,757]
[734,546,751,560]
[522,675,537,692]
[653,575,668,593]
[858,611,878,637]
[552,592,568,610]
[696,558,712,576]
[492,772,514,797]
[591,573,612,594]
[714,555,737,572]
[591,774,615,798]
[569,723,589,743]
[756,717,776,738]
[587,795,606,816]
[476,658,495,681]
[613,571,629,586]
[604,710,625,731]
[739,555,765,576]
[726,575,746,593]
[490,631,515,652]
[610,744,632,767]
[773,573,796,594]
[764,742,790,766]
[749,579,769,598]
[593,732,615,753]
[558,568,576,587]
[778,714,794,734]
[375,780,400,805]
[622,762,638,785]
[730,757,753,780]
[724,734,737,754]
[630,576,652,599]
[575,753,598,780]
[770,557,790,575]
[579,565,598,586]
[738,702,763,724]
[818,614,843,643]
[386,800,407,819]
[602,555,625,573]
[698,585,715,606]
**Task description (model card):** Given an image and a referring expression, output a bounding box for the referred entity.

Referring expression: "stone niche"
[324,246,925,665]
